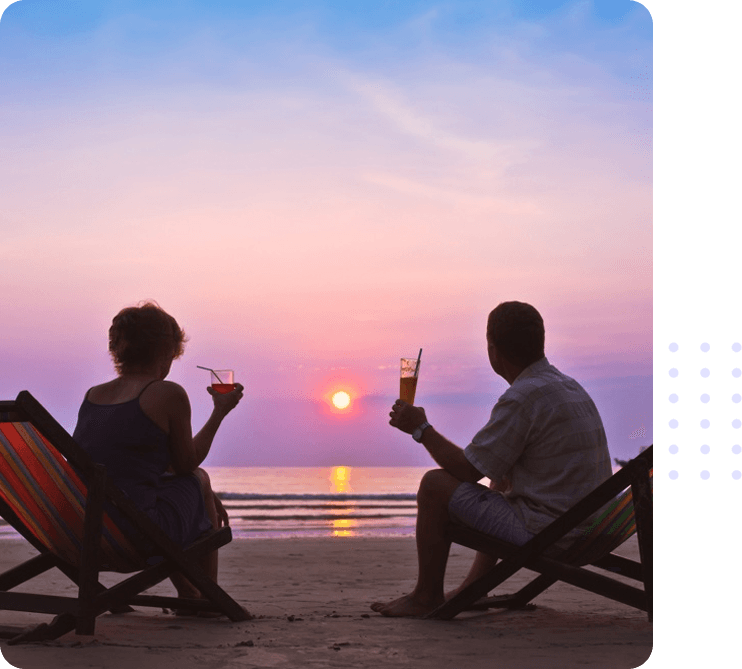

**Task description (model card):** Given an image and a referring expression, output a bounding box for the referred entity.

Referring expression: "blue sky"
[0,0,652,466]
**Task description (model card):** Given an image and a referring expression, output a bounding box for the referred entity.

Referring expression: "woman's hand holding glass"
[207,382,244,416]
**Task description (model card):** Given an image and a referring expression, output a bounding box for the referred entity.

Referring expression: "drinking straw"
[197,365,223,384]
[414,348,422,377]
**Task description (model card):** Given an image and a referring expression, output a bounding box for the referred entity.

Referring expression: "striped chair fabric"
[565,469,654,566]
[0,420,145,573]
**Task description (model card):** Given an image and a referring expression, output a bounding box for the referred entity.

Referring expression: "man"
[371,301,612,617]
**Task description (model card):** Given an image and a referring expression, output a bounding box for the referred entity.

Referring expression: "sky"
[0,0,652,467]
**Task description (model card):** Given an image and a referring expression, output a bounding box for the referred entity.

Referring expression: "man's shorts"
[448,482,535,546]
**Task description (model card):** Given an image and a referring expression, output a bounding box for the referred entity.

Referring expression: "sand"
[0,536,651,669]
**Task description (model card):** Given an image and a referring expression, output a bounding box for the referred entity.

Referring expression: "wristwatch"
[412,421,432,443]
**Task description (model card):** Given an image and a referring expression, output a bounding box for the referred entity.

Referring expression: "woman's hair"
[487,301,545,368]
[108,301,188,374]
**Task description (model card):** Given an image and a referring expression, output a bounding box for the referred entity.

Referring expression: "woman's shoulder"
[85,379,128,404]
[138,380,191,431]
[144,380,189,403]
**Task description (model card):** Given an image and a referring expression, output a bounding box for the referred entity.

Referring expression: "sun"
[331,391,351,410]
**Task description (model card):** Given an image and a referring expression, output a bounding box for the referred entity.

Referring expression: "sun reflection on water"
[330,465,351,493]
[329,466,356,536]
[332,517,358,537]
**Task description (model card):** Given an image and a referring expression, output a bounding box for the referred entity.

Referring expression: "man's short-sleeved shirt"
[464,357,612,542]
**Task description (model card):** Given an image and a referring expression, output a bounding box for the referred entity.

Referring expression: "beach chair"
[428,445,653,622]
[0,391,250,645]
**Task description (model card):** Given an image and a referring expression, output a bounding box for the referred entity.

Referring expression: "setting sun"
[331,391,351,410]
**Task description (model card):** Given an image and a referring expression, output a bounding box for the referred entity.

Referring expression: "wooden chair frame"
[0,391,250,645]
[427,446,653,622]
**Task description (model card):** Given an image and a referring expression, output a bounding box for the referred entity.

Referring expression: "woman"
[73,301,244,611]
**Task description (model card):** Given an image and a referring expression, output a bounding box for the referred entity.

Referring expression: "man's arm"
[389,400,484,483]
[417,425,484,483]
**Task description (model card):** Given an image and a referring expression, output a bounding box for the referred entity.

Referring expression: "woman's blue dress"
[72,382,212,548]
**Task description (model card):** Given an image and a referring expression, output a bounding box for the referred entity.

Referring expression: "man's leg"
[445,478,504,598]
[371,468,462,617]
[445,552,499,599]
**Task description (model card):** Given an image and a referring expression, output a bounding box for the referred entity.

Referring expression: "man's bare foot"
[444,586,463,601]
[444,583,487,601]
[370,594,406,613]
[370,592,444,618]
[176,587,202,600]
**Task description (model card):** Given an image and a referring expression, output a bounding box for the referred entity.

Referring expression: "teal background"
[0,0,742,669]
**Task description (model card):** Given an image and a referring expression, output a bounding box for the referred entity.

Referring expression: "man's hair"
[487,301,545,368]
[108,301,188,374]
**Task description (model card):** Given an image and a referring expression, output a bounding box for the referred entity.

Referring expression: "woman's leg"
[170,467,218,599]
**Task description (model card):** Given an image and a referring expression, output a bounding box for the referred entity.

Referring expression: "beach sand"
[1,536,651,669]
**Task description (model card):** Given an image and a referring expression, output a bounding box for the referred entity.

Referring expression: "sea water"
[0,466,428,541]
[0,465,621,540]
[211,466,427,539]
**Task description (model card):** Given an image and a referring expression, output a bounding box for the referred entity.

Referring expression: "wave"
[225,503,416,511]
[231,512,416,521]
[217,492,416,502]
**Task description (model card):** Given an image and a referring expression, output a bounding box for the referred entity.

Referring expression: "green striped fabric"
[0,420,145,572]
[565,469,653,566]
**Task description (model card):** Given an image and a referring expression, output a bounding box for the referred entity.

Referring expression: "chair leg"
[500,573,558,608]
[0,553,57,591]
[76,464,106,635]
[53,559,134,614]
[631,469,653,622]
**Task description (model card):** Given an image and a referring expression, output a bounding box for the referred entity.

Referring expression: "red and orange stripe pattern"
[0,421,144,572]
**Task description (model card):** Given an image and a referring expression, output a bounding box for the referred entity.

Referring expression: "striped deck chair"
[0,391,250,645]
[427,445,653,622]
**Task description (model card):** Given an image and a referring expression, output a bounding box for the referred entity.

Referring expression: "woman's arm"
[164,382,244,474]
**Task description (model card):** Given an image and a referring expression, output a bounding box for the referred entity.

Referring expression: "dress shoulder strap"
[137,379,162,398]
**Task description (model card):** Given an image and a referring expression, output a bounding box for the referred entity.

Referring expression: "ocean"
[211,466,427,539]
[212,465,619,539]
[0,466,430,541]
[0,464,622,541]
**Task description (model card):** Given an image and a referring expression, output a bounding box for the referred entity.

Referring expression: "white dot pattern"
[666,341,742,485]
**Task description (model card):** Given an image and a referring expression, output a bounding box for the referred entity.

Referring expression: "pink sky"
[0,1,652,466]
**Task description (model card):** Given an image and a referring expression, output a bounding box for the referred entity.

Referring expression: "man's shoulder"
[507,359,564,393]
[507,359,596,406]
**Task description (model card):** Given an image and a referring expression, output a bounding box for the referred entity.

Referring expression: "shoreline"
[1,536,651,669]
